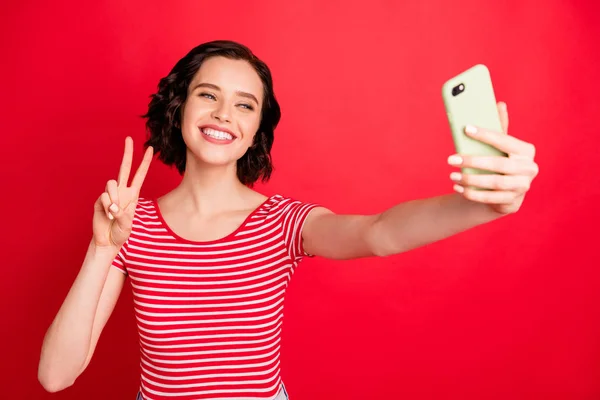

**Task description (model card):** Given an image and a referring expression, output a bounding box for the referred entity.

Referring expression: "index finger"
[130,145,154,190]
[118,136,134,186]
[465,125,535,158]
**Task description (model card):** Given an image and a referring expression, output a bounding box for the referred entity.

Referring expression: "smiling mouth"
[200,127,235,141]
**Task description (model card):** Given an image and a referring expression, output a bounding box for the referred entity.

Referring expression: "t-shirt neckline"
[151,194,279,245]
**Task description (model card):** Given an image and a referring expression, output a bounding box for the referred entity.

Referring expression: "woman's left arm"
[302,102,539,260]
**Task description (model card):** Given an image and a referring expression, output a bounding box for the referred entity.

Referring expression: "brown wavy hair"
[142,40,281,186]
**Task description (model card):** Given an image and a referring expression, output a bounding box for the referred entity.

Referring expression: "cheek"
[239,115,261,142]
[183,96,215,118]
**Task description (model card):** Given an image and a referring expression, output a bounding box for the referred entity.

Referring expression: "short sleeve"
[111,242,129,275]
[281,198,320,262]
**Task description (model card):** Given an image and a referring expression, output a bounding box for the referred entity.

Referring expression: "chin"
[187,148,244,169]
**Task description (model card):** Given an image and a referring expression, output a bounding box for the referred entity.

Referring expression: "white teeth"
[202,127,233,140]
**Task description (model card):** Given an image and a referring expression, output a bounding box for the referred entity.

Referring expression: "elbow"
[371,246,391,258]
[370,242,397,258]
[367,216,407,258]
[366,217,393,258]
[38,372,75,393]
[368,235,389,257]
[372,239,412,258]
[38,363,76,393]
[39,381,68,394]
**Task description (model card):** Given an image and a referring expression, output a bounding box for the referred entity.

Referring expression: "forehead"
[191,56,263,99]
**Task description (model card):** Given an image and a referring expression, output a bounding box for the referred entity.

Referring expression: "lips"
[198,124,238,139]
[198,125,237,145]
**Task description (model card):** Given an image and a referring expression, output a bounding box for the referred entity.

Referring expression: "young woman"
[38,40,539,400]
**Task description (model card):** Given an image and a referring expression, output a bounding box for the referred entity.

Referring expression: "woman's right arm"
[38,137,153,392]
[37,241,126,392]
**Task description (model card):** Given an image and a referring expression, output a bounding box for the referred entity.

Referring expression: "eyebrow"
[192,83,259,105]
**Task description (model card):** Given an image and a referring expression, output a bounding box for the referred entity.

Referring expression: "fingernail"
[465,125,477,135]
[450,172,462,182]
[108,213,114,220]
[453,184,465,193]
[109,203,119,213]
[448,155,463,165]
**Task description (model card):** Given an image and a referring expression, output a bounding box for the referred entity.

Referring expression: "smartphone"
[442,64,507,176]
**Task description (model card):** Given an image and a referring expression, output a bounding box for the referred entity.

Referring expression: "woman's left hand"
[447,102,539,215]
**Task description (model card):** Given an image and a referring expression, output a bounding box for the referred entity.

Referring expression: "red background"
[2,1,599,399]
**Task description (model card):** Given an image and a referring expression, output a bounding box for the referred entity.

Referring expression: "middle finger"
[454,155,531,175]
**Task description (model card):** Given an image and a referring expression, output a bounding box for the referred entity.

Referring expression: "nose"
[211,103,231,123]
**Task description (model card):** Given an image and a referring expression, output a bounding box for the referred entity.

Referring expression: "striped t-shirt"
[111,194,319,400]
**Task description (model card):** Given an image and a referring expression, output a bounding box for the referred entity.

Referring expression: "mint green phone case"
[442,64,507,176]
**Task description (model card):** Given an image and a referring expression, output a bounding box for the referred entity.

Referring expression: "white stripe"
[135,297,284,318]
[136,212,159,219]
[130,273,289,294]
[130,265,289,286]
[143,337,280,357]
[128,242,286,264]
[136,305,283,326]
[238,210,285,233]
[141,374,280,396]
[141,344,280,365]
[137,202,155,211]
[140,353,280,373]
[141,359,279,381]
[125,249,289,271]
[134,288,284,309]
[133,281,286,302]
[131,222,167,232]
[127,232,281,256]
[131,230,172,239]
[138,321,282,342]
[133,217,162,226]
[127,258,288,279]
[136,315,282,335]
[140,327,280,349]
[127,262,284,279]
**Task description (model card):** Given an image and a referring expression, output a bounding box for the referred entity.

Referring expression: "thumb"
[114,200,137,227]
[109,203,131,230]
[497,101,509,134]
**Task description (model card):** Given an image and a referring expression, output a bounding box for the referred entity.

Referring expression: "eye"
[238,103,255,111]
[199,92,216,100]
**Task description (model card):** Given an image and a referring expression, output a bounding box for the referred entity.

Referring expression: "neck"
[171,157,252,216]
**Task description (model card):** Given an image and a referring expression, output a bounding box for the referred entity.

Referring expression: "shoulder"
[269,194,331,222]
[268,193,314,206]
[136,197,154,209]
[267,194,315,211]
[132,197,156,217]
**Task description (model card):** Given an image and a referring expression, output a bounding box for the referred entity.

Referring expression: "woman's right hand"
[93,137,154,250]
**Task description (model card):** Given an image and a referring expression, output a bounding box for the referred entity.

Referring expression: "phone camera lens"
[452,83,465,96]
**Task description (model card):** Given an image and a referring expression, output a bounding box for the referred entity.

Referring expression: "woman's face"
[180,56,264,170]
